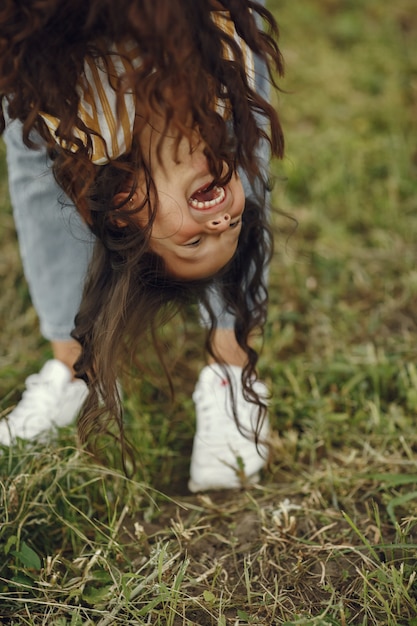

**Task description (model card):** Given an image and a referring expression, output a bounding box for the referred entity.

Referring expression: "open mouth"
[188,183,226,210]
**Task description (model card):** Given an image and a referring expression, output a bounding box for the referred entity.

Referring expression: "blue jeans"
[4,120,94,341]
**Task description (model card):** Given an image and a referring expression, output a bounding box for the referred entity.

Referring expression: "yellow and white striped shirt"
[40,12,256,165]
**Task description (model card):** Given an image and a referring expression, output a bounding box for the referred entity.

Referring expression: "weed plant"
[0,1,416,624]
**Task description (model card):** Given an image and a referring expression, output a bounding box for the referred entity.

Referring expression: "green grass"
[1,0,417,623]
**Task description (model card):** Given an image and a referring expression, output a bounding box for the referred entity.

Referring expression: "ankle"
[51,340,82,380]
[208,329,248,368]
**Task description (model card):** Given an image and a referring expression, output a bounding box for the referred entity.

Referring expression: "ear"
[109,191,136,227]
[113,190,136,211]
[112,190,149,228]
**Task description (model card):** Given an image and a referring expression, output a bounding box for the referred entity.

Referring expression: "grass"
[1,0,417,623]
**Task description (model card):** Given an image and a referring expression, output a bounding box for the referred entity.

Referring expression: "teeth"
[189,186,225,209]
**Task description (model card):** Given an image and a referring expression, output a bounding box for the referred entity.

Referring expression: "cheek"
[151,194,185,239]
[231,175,246,212]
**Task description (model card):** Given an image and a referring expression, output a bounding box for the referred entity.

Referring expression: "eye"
[184,238,202,247]
[229,218,241,229]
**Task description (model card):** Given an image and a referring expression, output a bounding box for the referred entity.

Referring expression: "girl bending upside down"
[0,0,284,491]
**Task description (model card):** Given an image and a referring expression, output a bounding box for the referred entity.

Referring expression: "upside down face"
[122,123,245,280]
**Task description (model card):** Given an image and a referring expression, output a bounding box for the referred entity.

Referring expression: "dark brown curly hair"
[0,0,284,463]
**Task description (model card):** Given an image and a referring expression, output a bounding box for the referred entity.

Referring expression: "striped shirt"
[40,12,256,165]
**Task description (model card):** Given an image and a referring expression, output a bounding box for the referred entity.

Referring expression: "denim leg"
[201,0,271,329]
[4,120,94,341]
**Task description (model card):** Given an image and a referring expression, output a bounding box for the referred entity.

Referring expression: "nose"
[206,213,231,233]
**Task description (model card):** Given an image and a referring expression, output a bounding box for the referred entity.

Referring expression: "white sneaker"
[0,359,88,446]
[188,364,270,492]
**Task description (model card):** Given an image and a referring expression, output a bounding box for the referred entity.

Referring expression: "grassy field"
[1,0,417,624]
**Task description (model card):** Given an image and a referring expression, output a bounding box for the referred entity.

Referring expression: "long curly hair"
[0,0,284,462]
